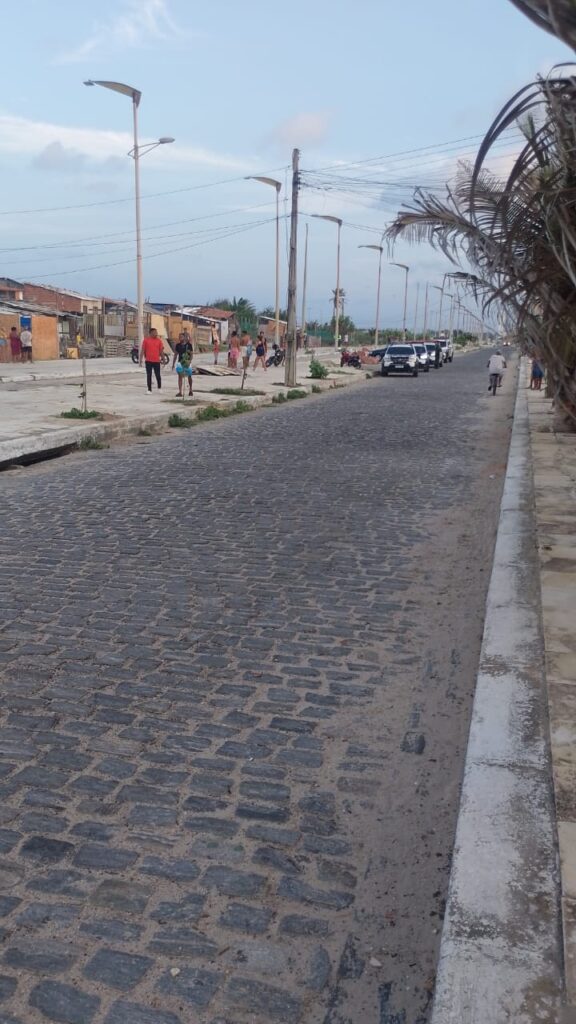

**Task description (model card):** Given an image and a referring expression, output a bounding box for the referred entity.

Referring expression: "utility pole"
[300,222,309,346]
[422,282,429,339]
[284,148,299,387]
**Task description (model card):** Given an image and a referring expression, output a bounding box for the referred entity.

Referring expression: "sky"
[0,0,572,329]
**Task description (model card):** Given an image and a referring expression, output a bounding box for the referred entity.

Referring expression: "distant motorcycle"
[340,349,361,369]
[131,344,170,366]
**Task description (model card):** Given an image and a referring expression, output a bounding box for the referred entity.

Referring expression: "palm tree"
[387,69,576,425]
[509,0,576,50]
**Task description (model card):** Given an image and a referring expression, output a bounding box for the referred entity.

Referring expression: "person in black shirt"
[172,333,194,397]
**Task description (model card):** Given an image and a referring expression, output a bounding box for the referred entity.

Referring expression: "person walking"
[20,326,33,363]
[211,324,220,365]
[241,330,253,373]
[228,331,240,370]
[9,327,21,363]
[140,327,164,393]
[254,332,267,371]
[530,359,544,391]
[172,331,194,397]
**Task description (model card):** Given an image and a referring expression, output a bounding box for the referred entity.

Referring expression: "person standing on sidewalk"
[228,331,240,370]
[9,327,21,363]
[211,324,220,365]
[140,328,164,393]
[241,330,253,374]
[254,332,267,371]
[20,326,33,363]
[172,332,194,398]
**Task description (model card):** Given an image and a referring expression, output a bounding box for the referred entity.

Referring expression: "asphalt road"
[0,349,516,1024]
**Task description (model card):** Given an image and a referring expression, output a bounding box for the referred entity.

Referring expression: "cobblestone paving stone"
[0,351,513,1023]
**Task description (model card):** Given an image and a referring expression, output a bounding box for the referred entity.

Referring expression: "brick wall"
[20,285,83,313]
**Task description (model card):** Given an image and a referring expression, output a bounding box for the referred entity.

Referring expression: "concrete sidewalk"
[431,363,564,1023]
[0,352,360,467]
[528,378,576,1018]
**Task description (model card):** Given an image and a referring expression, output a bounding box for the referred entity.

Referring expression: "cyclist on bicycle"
[488,350,506,389]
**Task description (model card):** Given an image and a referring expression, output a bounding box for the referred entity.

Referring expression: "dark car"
[381,344,419,377]
[369,347,389,361]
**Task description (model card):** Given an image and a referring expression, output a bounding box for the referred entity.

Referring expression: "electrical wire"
[22,216,279,280]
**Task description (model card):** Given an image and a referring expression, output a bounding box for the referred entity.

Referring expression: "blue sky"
[0,0,572,328]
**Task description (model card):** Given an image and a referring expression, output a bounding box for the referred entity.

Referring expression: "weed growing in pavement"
[196,400,252,423]
[211,387,265,397]
[312,385,322,394]
[309,357,329,380]
[286,389,307,400]
[61,408,102,420]
[137,428,153,436]
[168,413,194,428]
[272,393,287,404]
[78,436,106,450]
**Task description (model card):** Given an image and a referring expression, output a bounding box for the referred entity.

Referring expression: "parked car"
[437,338,454,363]
[369,347,389,361]
[412,343,430,372]
[381,344,419,377]
[424,342,443,367]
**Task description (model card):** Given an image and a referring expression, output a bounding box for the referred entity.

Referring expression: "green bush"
[309,357,329,380]
[61,408,102,420]
[272,393,287,404]
[286,389,307,400]
[233,400,251,413]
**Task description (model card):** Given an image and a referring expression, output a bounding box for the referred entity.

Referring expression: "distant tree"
[210,297,257,318]
[259,306,288,321]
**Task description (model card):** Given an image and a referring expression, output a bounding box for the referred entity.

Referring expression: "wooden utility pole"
[284,148,299,387]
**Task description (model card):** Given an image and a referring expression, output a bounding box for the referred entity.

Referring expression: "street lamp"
[390,262,409,341]
[245,176,282,350]
[431,273,450,338]
[312,214,342,347]
[358,245,383,347]
[84,80,174,353]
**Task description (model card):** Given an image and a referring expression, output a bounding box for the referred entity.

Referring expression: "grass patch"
[211,387,265,397]
[137,427,153,436]
[309,356,329,380]
[196,400,252,423]
[78,435,106,450]
[286,389,307,400]
[272,393,287,404]
[312,384,322,394]
[60,408,102,420]
[168,413,194,428]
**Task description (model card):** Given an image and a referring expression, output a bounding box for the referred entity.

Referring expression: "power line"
[0,167,289,217]
[22,216,278,280]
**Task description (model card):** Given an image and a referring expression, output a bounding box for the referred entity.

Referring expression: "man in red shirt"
[139,328,164,393]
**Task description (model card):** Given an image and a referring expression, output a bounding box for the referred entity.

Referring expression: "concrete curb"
[430,376,563,1023]
[0,375,362,469]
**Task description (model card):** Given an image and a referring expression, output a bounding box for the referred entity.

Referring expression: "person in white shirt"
[488,351,506,388]
[20,328,33,363]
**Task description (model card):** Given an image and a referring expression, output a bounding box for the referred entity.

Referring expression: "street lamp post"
[245,176,282,350]
[84,80,174,352]
[358,244,383,347]
[390,262,409,340]
[312,215,342,347]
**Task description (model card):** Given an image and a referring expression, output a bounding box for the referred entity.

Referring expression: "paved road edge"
[430,371,564,1022]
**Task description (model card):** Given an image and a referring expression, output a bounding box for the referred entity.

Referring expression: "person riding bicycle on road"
[487,350,506,389]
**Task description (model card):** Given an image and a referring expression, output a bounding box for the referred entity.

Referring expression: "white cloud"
[56,0,187,64]
[0,114,251,173]
[272,112,331,149]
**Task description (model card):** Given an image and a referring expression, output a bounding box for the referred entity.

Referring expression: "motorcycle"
[265,346,286,367]
[131,344,170,367]
[340,349,361,369]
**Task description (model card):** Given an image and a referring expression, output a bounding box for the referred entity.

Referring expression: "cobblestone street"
[0,350,515,1024]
